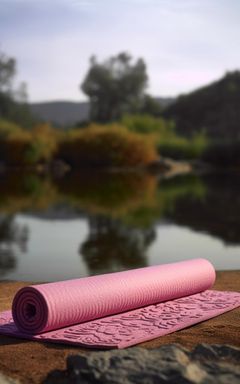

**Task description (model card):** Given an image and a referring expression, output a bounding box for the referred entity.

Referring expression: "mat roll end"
[12,286,48,334]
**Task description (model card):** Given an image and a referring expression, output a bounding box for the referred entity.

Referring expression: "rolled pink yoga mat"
[0,258,239,348]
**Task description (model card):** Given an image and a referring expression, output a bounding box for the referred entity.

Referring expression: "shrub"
[158,132,208,160]
[0,119,25,139]
[121,115,208,160]
[57,124,158,168]
[121,114,174,136]
[0,122,59,166]
[25,123,59,164]
[0,131,32,166]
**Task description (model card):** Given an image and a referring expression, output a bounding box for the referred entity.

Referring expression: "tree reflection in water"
[165,173,240,245]
[80,215,155,275]
[0,215,29,277]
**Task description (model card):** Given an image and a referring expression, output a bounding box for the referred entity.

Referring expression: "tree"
[0,51,16,93]
[0,51,16,120]
[0,50,33,128]
[81,52,148,122]
[14,81,28,104]
[140,94,162,116]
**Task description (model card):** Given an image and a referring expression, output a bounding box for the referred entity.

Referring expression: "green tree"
[81,52,148,122]
[140,94,162,116]
[0,50,33,128]
[0,51,16,120]
[0,51,16,93]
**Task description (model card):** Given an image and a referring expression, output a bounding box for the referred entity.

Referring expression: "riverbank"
[0,271,239,384]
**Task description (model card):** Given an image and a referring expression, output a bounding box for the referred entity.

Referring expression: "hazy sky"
[1,0,240,102]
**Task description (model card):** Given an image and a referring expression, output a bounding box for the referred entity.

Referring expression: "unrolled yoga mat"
[0,259,239,348]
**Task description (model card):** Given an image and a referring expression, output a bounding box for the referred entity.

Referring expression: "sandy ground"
[0,271,239,384]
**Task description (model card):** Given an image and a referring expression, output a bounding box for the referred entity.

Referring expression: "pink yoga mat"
[0,259,239,348]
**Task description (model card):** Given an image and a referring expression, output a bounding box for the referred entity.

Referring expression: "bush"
[0,132,32,166]
[0,119,25,139]
[158,132,208,160]
[0,117,212,167]
[0,122,59,166]
[25,123,59,164]
[121,115,208,160]
[57,124,158,168]
[121,114,174,136]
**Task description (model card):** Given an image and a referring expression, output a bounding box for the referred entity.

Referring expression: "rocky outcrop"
[43,344,240,384]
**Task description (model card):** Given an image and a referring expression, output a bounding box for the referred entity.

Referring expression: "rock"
[147,158,171,173]
[147,157,192,178]
[43,344,240,384]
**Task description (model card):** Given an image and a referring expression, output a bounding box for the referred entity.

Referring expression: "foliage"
[0,120,32,168]
[0,135,31,166]
[121,114,208,160]
[0,121,59,166]
[121,114,174,136]
[201,140,240,167]
[0,119,158,168]
[81,52,148,122]
[25,123,59,164]
[0,91,15,120]
[0,113,235,169]
[164,71,240,139]
[0,50,34,128]
[0,119,24,138]
[0,51,16,93]
[58,124,158,168]
[139,94,162,116]
[158,131,209,160]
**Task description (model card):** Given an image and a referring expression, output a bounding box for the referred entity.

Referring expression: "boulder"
[43,344,240,384]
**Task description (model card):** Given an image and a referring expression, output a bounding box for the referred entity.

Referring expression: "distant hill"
[30,101,90,127]
[30,98,174,128]
[164,71,240,139]
[155,97,175,109]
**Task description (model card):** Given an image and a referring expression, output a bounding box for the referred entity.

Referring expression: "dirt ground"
[0,271,239,384]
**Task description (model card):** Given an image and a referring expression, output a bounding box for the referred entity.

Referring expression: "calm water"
[0,171,239,282]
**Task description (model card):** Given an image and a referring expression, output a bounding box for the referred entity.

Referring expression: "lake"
[0,171,239,282]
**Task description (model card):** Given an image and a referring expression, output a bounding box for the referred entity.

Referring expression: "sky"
[0,0,240,102]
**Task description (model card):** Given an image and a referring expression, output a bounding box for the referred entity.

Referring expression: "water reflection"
[81,215,155,275]
[0,171,239,281]
[0,214,28,276]
[166,173,240,245]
